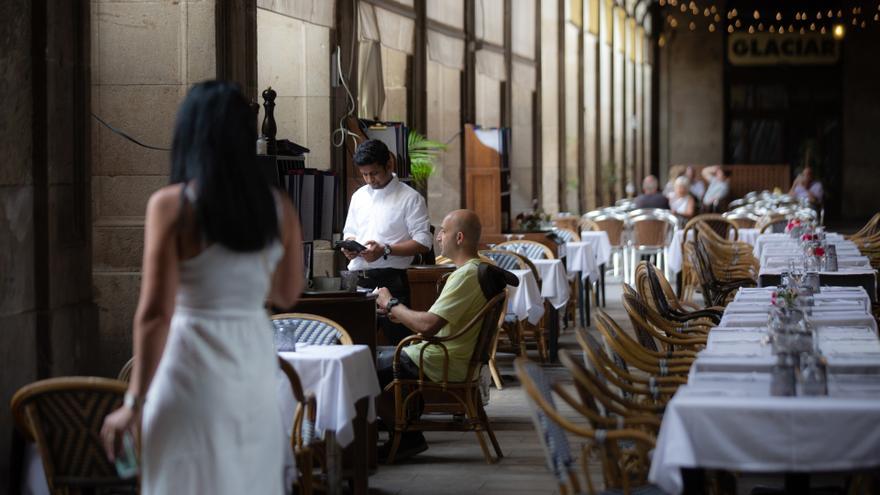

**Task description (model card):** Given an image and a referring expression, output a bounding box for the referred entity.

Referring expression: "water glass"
[770,354,796,397]
[797,354,827,396]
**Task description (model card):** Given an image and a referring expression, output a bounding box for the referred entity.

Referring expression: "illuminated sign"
[728,33,839,66]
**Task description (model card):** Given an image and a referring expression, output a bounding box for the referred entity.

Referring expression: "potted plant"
[407,131,447,199]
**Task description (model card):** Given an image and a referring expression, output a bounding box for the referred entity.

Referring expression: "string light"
[795,13,801,21]
[875,13,879,21]
[833,24,845,39]
[704,8,710,16]
[735,19,741,28]
[753,10,760,20]
[714,14,721,22]
[748,25,755,33]
[689,21,696,31]
[788,25,794,33]
[708,23,716,32]
[799,27,805,34]
[837,10,843,18]
[810,22,816,31]
[821,26,827,34]
[861,20,866,28]
[680,4,687,13]
[730,9,737,17]
[827,9,833,18]
[710,6,717,14]
[817,12,822,20]
[776,12,782,21]
[769,25,776,33]
[758,22,764,31]
[659,0,665,6]
[727,24,734,33]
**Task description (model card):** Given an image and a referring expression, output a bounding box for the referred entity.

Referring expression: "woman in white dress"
[101,81,304,494]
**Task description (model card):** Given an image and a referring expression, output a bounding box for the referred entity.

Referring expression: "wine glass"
[516,234,525,241]
[504,234,513,242]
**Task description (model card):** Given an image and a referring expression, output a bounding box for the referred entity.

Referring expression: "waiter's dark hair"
[353,139,390,167]
[170,80,278,252]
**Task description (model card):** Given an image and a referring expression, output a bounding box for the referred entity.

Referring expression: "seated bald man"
[374,209,486,461]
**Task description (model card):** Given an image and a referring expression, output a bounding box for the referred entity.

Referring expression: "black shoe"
[378,432,428,463]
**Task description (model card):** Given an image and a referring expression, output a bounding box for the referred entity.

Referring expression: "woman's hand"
[100,405,140,462]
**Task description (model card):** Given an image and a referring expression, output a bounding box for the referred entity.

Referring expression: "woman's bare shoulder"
[145,184,185,222]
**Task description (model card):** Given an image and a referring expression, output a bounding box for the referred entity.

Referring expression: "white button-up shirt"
[342,175,432,270]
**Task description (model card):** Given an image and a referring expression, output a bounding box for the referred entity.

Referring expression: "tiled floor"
[369,282,633,494]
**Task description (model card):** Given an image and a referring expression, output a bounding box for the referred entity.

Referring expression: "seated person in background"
[668,176,696,219]
[701,165,731,212]
[790,165,824,209]
[634,175,670,209]
[374,209,487,460]
[684,165,706,204]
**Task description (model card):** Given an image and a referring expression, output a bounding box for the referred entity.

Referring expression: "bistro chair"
[515,357,659,495]
[756,213,790,233]
[635,262,723,325]
[723,210,760,229]
[480,249,549,366]
[557,349,665,430]
[277,357,318,495]
[383,291,507,464]
[495,239,556,260]
[678,214,738,301]
[584,210,627,279]
[11,377,138,495]
[848,213,880,241]
[690,237,756,307]
[626,209,678,285]
[553,227,582,243]
[594,310,693,380]
[621,285,708,355]
[117,358,134,383]
[576,327,681,409]
[271,313,353,349]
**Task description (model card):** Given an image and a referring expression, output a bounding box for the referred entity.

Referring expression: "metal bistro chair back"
[756,212,790,233]
[11,377,137,495]
[271,313,353,350]
[495,240,556,260]
[585,210,627,279]
[625,209,677,284]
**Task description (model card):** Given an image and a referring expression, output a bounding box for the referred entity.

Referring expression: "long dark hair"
[170,81,278,251]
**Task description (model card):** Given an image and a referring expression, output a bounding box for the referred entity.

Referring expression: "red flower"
[801,233,813,241]
[814,246,826,257]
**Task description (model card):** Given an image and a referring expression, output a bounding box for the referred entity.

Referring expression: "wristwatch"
[383,244,392,260]
[123,391,145,412]
[385,297,400,313]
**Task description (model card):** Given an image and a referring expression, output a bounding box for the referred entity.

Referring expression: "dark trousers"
[357,268,412,345]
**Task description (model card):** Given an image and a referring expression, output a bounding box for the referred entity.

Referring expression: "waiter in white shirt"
[342,139,432,344]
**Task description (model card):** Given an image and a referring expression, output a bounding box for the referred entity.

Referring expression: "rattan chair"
[722,210,759,229]
[515,357,659,495]
[117,358,134,383]
[691,237,756,307]
[678,214,737,302]
[575,327,682,407]
[495,239,556,260]
[848,213,880,241]
[620,285,707,355]
[594,309,693,378]
[480,249,549,366]
[756,213,790,233]
[271,313,353,349]
[383,291,507,464]
[557,349,665,425]
[277,356,318,495]
[11,377,138,495]
[635,262,722,325]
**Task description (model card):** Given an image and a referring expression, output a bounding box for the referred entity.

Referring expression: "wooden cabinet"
[464,124,511,234]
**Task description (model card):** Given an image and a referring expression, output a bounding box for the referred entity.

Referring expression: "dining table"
[278,344,381,495]
[579,230,613,306]
[649,285,880,495]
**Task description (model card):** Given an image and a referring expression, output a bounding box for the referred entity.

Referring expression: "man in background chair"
[373,209,488,461]
[634,175,670,210]
[342,139,432,344]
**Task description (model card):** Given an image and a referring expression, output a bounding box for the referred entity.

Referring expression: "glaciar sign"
[728,33,839,66]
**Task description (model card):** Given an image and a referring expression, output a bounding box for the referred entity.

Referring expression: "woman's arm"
[684,195,696,218]
[269,192,305,309]
[101,186,182,459]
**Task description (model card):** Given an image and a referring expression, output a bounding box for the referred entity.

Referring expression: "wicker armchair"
[277,357,319,495]
[495,239,556,260]
[480,249,549,365]
[691,237,756,307]
[383,291,507,464]
[595,310,693,379]
[620,285,707,355]
[515,357,659,495]
[575,328,681,408]
[635,262,722,325]
[11,377,138,495]
[756,213,790,233]
[117,358,134,383]
[271,313,353,349]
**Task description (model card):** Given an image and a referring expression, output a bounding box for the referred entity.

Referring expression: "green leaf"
[407,131,447,189]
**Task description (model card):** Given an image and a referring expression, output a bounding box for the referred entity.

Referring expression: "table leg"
[600,263,606,307]
[325,431,342,495]
[577,276,586,328]
[547,305,559,362]
[784,473,810,494]
[584,277,591,327]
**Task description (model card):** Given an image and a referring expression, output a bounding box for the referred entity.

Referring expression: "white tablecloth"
[753,232,846,259]
[650,283,880,495]
[278,344,380,448]
[579,231,613,266]
[563,241,599,282]
[507,268,545,324]
[530,259,571,310]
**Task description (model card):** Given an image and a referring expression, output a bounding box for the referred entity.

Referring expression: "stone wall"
[841,29,880,221]
[657,26,724,182]
[91,0,215,377]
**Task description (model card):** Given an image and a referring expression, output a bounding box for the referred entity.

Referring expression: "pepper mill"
[261,86,277,155]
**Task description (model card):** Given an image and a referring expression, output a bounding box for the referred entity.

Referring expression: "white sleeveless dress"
[140,198,285,494]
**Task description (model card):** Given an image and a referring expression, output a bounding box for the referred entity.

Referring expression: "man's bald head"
[438,209,482,259]
[446,209,481,245]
